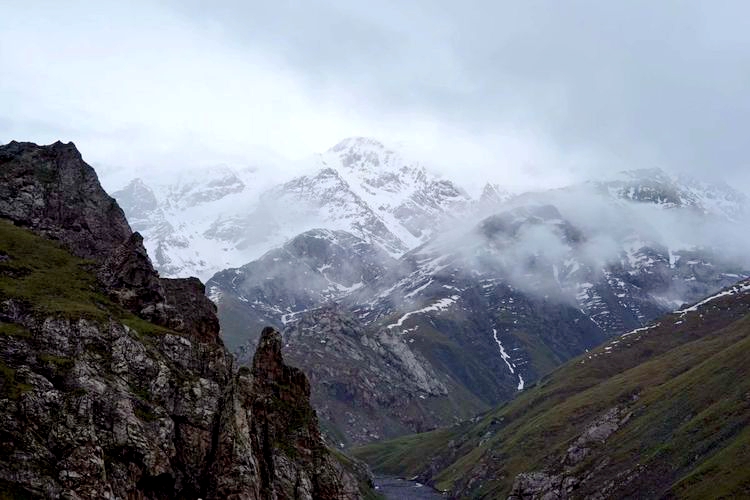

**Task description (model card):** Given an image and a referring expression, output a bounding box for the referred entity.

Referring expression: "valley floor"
[374,476,444,499]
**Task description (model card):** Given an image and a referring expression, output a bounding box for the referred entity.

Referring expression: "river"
[373,475,445,499]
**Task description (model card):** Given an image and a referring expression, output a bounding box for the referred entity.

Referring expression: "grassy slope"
[0,219,173,331]
[354,283,750,498]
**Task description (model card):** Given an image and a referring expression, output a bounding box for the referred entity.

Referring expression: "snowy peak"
[596,167,747,219]
[329,136,387,152]
[112,178,158,220]
[163,164,245,209]
[479,182,513,206]
[268,166,409,255]
[326,136,407,177]
[317,137,471,247]
[599,168,687,207]
[676,175,747,221]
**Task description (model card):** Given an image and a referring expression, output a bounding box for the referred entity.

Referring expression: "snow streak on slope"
[492,329,524,390]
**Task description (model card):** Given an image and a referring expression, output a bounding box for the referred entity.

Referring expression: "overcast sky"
[2,0,750,191]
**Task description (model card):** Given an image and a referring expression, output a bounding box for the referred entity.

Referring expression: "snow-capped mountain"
[104,134,746,284]
[110,164,270,280]
[593,168,747,220]
[102,136,749,447]
[208,228,401,349]
[106,137,471,280]
[216,172,748,446]
[321,137,471,247]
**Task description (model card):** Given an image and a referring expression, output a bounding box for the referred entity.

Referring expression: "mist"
[4,1,750,194]
[427,181,750,307]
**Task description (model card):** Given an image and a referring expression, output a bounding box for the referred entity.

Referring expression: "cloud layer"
[2,0,749,191]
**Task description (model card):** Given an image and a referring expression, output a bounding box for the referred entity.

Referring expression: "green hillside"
[354,281,750,498]
[0,218,173,334]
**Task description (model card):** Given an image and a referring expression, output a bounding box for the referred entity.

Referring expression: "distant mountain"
[216,169,748,447]
[595,168,747,220]
[354,277,750,498]
[105,139,749,449]
[208,228,401,349]
[108,137,470,280]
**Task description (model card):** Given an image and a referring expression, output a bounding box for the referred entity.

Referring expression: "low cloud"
[2,1,750,194]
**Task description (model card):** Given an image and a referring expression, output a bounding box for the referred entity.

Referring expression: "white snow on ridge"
[405,280,434,298]
[207,286,222,305]
[386,295,460,330]
[621,322,661,338]
[676,283,750,315]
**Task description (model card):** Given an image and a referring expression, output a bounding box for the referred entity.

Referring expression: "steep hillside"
[221,222,610,446]
[223,194,746,447]
[0,141,371,499]
[353,279,750,499]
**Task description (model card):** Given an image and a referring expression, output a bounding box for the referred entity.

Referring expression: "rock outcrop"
[0,140,216,338]
[0,141,366,499]
[210,328,361,499]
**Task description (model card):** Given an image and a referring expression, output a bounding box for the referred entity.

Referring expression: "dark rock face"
[0,141,218,340]
[0,140,132,260]
[0,307,361,498]
[161,277,221,343]
[0,141,364,499]
[209,328,362,499]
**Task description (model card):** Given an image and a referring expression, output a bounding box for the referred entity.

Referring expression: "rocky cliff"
[0,141,367,499]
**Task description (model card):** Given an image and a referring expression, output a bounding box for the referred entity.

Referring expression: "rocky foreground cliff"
[0,141,369,499]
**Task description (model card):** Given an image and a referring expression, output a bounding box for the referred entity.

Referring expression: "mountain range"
[107,138,473,281]
[109,138,750,449]
[4,138,749,499]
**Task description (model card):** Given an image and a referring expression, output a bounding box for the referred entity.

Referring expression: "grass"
[121,316,174,337]
[0,219,110,319]
[0,360,33,400]
[353,290,750,498]
[353,427,459,478]
[38,354,75,372]
[0,219,177,339]
[0,320,31,339]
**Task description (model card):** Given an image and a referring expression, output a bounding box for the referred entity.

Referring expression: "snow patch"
[386,296,460,330]
[492,329,525,391]
[676,283,750,315]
